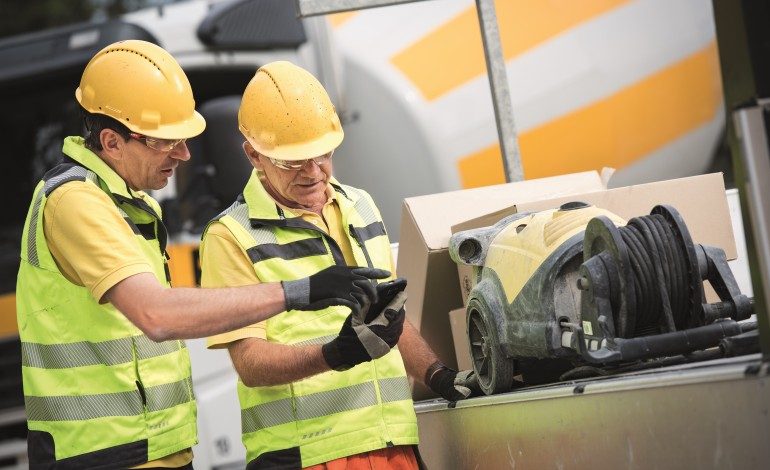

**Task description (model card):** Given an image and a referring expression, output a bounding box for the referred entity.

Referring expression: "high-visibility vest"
[16,137,196,468]
[210,171,418,469]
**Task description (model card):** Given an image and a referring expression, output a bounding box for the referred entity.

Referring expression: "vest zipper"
[113,192,169,256]
[348,222,395,442]
[94,171,170,264]
[306,225,348,267]
[129,207,170,283]
[349,224,374,268]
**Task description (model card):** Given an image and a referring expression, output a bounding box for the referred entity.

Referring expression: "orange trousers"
[303,445,419,470]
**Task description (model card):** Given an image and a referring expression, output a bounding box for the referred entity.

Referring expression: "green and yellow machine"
[450,203,756,396]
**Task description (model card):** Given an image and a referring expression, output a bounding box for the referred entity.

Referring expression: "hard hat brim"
[142,110,207,140]
[77,90,207,140]
[248,128,344,161]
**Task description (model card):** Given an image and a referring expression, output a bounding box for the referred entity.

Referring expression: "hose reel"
[570,205,753,364]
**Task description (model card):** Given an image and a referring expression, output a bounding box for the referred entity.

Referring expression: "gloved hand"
[322,290,407,371]
[364,278,408,323]
[426,361,481,402]
[282,266,389,312]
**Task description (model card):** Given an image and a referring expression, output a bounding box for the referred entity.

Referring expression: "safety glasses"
[268,151,333,170]
[129,133,186,152]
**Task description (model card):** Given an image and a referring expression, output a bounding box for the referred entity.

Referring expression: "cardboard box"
[451,172,737,305]
[397,171,606,399]
[449,307,473,371]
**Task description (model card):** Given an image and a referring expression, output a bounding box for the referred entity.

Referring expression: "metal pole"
[733,105,770,359]
[296,0,525,182]
[475,0,522,182]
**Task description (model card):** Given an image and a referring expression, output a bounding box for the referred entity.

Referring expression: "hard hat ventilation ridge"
[104,48,162,73]
[261,69,286,105]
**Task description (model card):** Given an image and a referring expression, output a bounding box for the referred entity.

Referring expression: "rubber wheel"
[467,299,514,395]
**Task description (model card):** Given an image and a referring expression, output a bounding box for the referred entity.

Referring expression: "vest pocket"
[136,380,148,408]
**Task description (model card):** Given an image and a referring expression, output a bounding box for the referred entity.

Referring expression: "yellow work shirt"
[204,185,358,348]
[43,180,193,468]
[44,181,154,302]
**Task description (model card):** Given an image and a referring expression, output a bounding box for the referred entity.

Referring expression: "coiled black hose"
[617,214,690,337]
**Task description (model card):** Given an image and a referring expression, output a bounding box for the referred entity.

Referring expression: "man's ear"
[100,129,126,162]
[243,141,264,171]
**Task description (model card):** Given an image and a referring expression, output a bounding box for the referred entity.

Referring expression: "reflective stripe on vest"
[336,184,387,267]
[25,189,45,269]
[25,166,99,268]
[247,238,327,263]
[21,335,185,368]
[241,377,412,434]
[25,377,193,421]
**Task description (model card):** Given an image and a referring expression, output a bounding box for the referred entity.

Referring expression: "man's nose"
[170,141,191,161]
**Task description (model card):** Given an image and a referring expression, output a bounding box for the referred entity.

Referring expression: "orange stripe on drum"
[392,0,629,101]
[328,12,358,28]
[458,41,723,187]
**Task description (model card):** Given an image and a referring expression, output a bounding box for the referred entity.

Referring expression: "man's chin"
[291,193,327,209]
[148,179,169,191]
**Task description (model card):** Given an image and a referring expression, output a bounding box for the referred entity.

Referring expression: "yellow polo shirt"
[44,181,153,302]
[43,180,192,468]
[204,186,359,348]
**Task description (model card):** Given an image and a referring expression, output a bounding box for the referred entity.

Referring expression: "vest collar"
[242,170,358,221]
[62,136,143,201]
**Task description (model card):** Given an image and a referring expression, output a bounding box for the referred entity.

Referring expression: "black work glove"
[322,291,407,371]
[426,361,481,402]
[282,266,390,312]
[364,278,408,323]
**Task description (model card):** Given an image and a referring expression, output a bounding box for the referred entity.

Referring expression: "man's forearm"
[106,272,287,341]
[228,338,330,387]
[151,283,288,340]
[398,319,439,385]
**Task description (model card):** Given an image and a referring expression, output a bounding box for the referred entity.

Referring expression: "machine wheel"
[466,298,514,395]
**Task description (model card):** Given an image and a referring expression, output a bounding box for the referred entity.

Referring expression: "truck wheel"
[467,299,514,395]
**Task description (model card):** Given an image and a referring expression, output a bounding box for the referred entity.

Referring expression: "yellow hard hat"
[75,40,206,139]
[238,61,343,160]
